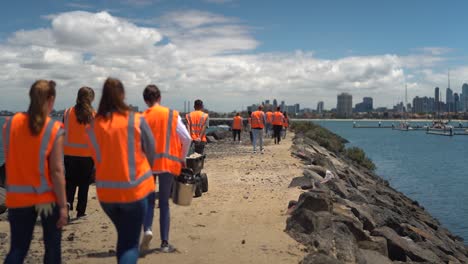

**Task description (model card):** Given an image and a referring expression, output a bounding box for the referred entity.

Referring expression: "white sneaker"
[140,230,153,252]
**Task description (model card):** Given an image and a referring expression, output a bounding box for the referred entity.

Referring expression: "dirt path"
[0,132,306,263]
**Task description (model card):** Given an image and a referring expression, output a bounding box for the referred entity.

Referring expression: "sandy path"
[0,132,305,263]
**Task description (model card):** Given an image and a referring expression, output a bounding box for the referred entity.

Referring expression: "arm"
[199,115,209,141]
[140,117,156,165]
[176,116,192,163]
[49,132,67,228]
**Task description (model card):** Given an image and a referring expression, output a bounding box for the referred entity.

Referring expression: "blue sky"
[0,0,467,112]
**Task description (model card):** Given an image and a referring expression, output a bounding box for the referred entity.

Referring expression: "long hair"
[27,80,56,135]
[97,77,130,117]
[75,87,95,124]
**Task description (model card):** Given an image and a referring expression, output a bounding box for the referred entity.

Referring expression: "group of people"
[231,105,289,153]
[1,78,209,263]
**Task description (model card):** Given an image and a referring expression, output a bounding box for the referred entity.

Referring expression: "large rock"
[301,253,344,264]
[359,249,393,264]
[206,129,229,140]
[296,190,332,212]
[358,236,388,257]
[371,226,441,263]
[288,176,313,189]
[286,209,333,235]
[206,135,217,143]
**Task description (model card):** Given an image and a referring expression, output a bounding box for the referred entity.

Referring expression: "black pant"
[64,156,94,216]
[273,125,283,144]
[249,131,253,143]
[232,129,241,141]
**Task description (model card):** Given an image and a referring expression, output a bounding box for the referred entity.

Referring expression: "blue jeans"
[101,197,148,264]
[143,173,173,242]
[5,205,61,264]
[252,128,264,151]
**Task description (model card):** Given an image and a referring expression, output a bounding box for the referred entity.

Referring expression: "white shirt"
[177,115,192,161]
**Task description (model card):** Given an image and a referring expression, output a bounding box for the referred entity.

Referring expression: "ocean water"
[313,120,468,242]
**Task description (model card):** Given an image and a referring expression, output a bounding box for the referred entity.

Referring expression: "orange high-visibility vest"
[186,110,208,142]
[86,111,155,203]
[272,111,284,126]
[232,116,242,130]
[144,105,183,176]
[283,116,289,128]
[63,107,93,157]
[2,113,64,208]
[251,111,265,129]
[266,111,273,124]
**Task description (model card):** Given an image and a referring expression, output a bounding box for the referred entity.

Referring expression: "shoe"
[260,149,265,154]
[140,230,153,252]
[160,240,176,253]
[253,150,257,154]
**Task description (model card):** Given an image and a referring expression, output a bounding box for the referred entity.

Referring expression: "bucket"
[172,181,194,206]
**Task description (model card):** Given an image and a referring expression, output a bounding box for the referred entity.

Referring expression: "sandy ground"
[0,131,306,263]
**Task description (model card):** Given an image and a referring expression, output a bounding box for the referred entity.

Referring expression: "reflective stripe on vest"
[64,108,88,149]
[86,122,101,163]
[6,120,56,194]
[89,112,153,189]
[153,109,183,163]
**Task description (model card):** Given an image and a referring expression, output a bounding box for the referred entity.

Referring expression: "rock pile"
[286,134,468,264]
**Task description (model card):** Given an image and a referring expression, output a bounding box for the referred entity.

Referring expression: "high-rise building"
[273,99,278,109]
[354,97,373,112]
[446,88,454,112]
[412,96,434,113]
[294,104,300,114]
[435,87,440,102]
[462,83,468,112]
[454,93,460,113]
[337,93,353,118]
[316,101,324,114]
[280,101,285,111]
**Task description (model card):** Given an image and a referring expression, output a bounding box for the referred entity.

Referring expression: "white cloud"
[0,10,463,112]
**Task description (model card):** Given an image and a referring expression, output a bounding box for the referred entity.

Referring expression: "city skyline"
[1,1,468,112]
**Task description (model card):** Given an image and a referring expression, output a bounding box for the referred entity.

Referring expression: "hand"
[57,207,68,228]
[195,138,201,142]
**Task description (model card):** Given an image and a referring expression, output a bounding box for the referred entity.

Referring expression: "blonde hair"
[27,80,56,135]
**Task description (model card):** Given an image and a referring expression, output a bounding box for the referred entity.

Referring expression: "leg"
[5,207,37,263]
[41,205,62,264]
[101,198,147,264]
[142,191,156,232]
[158,173,174,242]
[252,129,258,151]
[249,131,253,143]
[232,130,236,141]
[237,130,241,141]
[65,183,77,211]
[259,129,264,151]
[64,156,77,211]
[76,157,94,217]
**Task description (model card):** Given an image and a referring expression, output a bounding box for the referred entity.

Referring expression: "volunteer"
[186,99,209,154]
[86,77,155,263]
[141,84,191,253]
[63,87,95,219]
[3,80,67,263]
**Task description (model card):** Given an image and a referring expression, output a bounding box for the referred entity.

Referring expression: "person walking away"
[186,99,209,154]
[2,80,68,263]
[141,85,191,253]
[272,107,284,144]
[282,112,289,139]
[86,78,156,263]
[63,87,95,220]
[247,111,253,143]
[251,105,266,154]
[265,109,273,137]
[231,113,242,142]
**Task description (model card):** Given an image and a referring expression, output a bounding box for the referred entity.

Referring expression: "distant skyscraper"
[337,93,353,118]
[454,93,460,113]
[294,104,300,114]
[265,100,270,105]
[354,97,373,112]
[273,99,278,109]
[435,87,439,102]
[462,83,468,112]
[280,101,285,111]
[446,88,454,112]
[317,101,324,114]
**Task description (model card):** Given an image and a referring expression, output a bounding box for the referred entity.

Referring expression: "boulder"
[288,176,313,189]
[371,226,442,263]
[206,136,217,143]
[286,209,332,235]
[296,190,332,212]
[359,249,393,264]
[301,253,344,264]
[358,236,388,257]
[206,129,229,140]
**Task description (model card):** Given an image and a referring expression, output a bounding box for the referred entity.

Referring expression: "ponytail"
[75,87,95,124]
[27,80,56,135]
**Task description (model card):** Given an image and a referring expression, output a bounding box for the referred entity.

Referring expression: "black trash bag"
[177,168,196,184]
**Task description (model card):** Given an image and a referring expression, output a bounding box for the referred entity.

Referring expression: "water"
[313,120,468,242]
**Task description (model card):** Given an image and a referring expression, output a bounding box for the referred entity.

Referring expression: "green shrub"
[291,121,347,153]
[345,147,376,171]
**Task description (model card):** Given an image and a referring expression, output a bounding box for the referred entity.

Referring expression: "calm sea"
[313,120,468,242]
[1,117,468,241]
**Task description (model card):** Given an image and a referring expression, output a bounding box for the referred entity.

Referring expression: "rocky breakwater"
[286,123,468,264]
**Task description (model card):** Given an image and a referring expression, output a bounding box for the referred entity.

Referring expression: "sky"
[0,0,468,112]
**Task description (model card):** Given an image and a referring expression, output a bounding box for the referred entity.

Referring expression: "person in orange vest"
[265,108,273,137]
[231,112,243,142]
[186,99,209,154]
[251,105,266,153]
[2,80,67,263]
[63,87,95,220]
[282,111,290,139]
[141,84,192,253]
[86,78,156,263]
[272,107,285,144]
